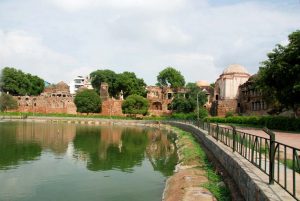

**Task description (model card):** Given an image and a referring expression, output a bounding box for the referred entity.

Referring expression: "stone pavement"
[235,128,300,149]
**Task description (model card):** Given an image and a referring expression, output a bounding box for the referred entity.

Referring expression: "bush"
[170,113,196,120]
[122,94,149,116]
[74,89,101,114]
[205,116,300,131]
[225,111,234,118]
[0,93,18,111]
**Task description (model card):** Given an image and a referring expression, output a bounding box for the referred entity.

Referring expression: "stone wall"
[211,99,237,117]
[238,78,269,115]
[100,99,124,116]
[167,122,294,201]
[13,96,77,114]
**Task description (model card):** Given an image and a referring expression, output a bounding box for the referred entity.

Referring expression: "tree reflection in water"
[72,126,178,175]
[0,123,41,170]
[0,122,178,175]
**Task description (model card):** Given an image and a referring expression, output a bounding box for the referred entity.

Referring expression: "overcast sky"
[0,0,299,85]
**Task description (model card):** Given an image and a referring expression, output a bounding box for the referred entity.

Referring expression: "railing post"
[264,127,275,185]
[216,123,219,141]
[232,126,236,152]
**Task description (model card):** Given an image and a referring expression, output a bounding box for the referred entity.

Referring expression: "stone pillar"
[100,82,109,101]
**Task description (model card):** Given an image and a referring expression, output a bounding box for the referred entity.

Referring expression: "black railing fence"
[168,119,300,200]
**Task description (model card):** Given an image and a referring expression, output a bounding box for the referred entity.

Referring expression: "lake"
[0,121,178,201]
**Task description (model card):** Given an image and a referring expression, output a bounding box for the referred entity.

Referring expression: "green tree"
[157,67,185,88]
[90,70,146,98]
[256,30,300,115]
[27,74,45,96]
[0,67,44,96]
[122,94,149,116]
[171,83,207,113]
[74,89,102,114]
[90,69,119,97]
[171,97,194,113]
[116,72,147,98]
[0,93,18,112]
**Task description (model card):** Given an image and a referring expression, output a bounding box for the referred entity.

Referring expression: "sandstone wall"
[100,99,124,116]
[13,96,77,114]
[211,99,237,117]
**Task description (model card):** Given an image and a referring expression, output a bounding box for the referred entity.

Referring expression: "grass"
[173,127,231,201]
[0,111,176,121]
[0,111,168,120]
[280,158,300,174]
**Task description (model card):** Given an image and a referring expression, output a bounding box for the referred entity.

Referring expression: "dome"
[196,80,210,87]
[222,64,249,75]
[57,81,69,87]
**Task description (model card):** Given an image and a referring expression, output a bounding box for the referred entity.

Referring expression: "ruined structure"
[99,83,123,116]
[238,75,269,115]
[146,86,187,116]
[196,80,213,109]
[211,64,251,116]
[14,82,77,114]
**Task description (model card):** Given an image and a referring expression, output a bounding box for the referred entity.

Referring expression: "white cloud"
[0,30,78,83]
[0,0,299,85]
[161,53,218,83]
[49,0,186,12]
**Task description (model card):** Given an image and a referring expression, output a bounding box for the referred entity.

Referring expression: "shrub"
[74,89,101,114]
[122,94,149,116]
[205,116,300,131]
[225,111,234,118]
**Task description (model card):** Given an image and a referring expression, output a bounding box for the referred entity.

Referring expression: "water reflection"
[0,123,41,170]
[0,121,177,176]
[15,122,76,154]
[73,126,177,176]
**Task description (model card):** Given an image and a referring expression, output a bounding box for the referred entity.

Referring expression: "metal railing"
[169,119,300,200]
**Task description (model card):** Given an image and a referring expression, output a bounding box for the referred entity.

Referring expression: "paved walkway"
[225,126,300,149]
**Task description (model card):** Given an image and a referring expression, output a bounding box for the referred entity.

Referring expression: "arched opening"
[152,102,162,110]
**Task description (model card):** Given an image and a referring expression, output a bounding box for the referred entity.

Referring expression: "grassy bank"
[173,127,231,201]
[0,111,171,121]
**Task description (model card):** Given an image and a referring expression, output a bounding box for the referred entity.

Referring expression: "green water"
[0,121,178,201]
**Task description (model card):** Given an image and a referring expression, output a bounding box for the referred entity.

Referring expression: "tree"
[74,89,102,114]
[0,93,18,112]
[157,67,185,88]
[171,83,207,113]
[90,70,147,98]
[116,72,147,98]
[90,69,119,97]
[122,94,149,116]
[256,30,300,115]
[27,75,45,96]
[0,67,44,96]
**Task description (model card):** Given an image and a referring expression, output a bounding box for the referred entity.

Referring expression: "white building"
[214,64,250,100]
[69,76,93,94]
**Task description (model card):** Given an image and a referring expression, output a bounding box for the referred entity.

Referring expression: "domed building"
[196,80,210,88]
[211,64,251,116]
[214,64,250,100]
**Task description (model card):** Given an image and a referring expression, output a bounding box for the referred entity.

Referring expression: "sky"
[0,0,299,85]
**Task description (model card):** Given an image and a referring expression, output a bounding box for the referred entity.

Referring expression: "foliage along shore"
[1,111,300,132]
[163,126,231,201]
